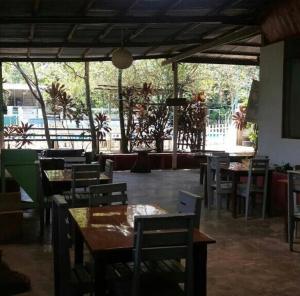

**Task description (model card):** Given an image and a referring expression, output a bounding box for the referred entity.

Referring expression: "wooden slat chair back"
[104,159,114,182]
[132,214,195,296]
[40,158,65,225]
[88,183,128,207]
[52,196,93,296]
[64,156,86,169]
[207,154,231,213]
[241,157,269,220]
[287,171,300,251]
[71,164,101,206]
[178,190,203,229]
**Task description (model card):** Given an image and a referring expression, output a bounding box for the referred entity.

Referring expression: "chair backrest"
[178,190,203,229]
[104,159,114,181]
[40,158,65,170]
[40,158,65,196]
[88,183,128,207]
[71,164,101,200]
[288,171,300,216]
[64,156,86,169]
[52,196,71,296]
[208,155,230,192]
[246,157,269,191]
[132,214,195,296]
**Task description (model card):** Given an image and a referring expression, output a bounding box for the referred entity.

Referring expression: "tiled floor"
[1,169,299,296]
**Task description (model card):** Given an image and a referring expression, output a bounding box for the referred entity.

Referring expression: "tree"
[13,62,52,148]
[84,62,97,155]
[118,69,128,153]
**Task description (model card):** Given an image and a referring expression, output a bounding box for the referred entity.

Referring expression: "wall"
[258,41,300,165]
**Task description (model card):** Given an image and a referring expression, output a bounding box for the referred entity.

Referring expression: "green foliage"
[3,60,259,125]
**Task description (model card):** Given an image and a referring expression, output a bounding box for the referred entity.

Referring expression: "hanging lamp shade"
[111,47,133,69]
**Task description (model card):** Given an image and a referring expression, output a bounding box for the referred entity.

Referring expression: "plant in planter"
[4,125,17,149]
[177,92,207,151]
[72,101,88,128]
[94,112,111,153]
[14,122,34,149]
[232,105,247,145]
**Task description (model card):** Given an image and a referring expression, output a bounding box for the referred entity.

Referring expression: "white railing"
[206,121,231,146]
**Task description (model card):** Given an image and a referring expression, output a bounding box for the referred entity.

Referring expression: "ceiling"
[0,0,274,65]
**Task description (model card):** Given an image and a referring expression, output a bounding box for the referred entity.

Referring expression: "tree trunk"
[155,138,164,153]
[84,62,97,155]
[118,69,128,153]
[14,62,52,148]
[39,100,52,149]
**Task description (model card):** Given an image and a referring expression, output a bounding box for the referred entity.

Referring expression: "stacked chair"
[287,171,300,251]
[236,157,269,220]
[52,196,93,296]
[207,153,232,214]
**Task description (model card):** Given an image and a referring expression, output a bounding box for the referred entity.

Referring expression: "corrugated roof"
[0,0,273,65]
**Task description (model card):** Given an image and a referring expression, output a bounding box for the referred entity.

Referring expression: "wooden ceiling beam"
[56,47,64,58]
[0,54,259,66]
[125,0,184,43]
[204,49,259,56]
[0,55,259,66]
[162,26,259,65]
[144,0,246,57]
[94,0,141,44]
[66,0,96,43]
[0,38,262,49]
[28,0,41,42]
[97,25,115,41]
[0,15,256,25]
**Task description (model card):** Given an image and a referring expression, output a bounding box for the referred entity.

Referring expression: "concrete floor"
[1,169,300,296]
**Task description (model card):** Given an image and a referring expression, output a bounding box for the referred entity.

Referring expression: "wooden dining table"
[44,169,111,183]
[69,204,215,296]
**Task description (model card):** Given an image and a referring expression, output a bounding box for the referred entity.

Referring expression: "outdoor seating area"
[1,1,300,296]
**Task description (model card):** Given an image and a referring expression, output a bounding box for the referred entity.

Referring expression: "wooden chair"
[64,156,86,169]
[70,164,101,207]
[207,154,232,214]
[178,190,203,229]
[104,159,114,182]
[88,183,128,207]
[287,171,300,251]
[52,196,93,296]
[40,158,65,224]
[237,157,269,220]
[109,214,195,296]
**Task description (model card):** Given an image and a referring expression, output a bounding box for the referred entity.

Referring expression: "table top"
[222,162,272,173]
[194,152,254,158]
[44,169,111,182]
[69,204,215,254]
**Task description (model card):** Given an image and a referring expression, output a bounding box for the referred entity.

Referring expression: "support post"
[172,62,179,169]
[0,62,5,192]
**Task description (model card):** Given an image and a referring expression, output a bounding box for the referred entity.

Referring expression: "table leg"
[74,224,83,264]
[193,244,208,296]
[94,255,107,296]
[231,173,238,218]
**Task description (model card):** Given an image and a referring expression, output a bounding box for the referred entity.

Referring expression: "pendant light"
[111,29,133,69]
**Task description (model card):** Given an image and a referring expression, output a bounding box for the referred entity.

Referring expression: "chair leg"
[226,194,230,210]
[216,194,221,215]
[262,191,267,219]
[289,220,295,251]
[245,193,250,221]
[39,207,44,238]
[45,208,51,225]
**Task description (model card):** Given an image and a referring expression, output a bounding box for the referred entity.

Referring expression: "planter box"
[271,171,287,216]
[99,152,199,171]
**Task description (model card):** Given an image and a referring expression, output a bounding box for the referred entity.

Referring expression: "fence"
[206,121,231,146]
[4,121,235,151]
